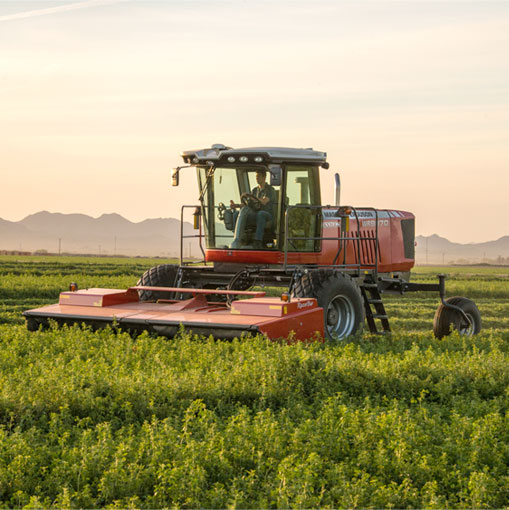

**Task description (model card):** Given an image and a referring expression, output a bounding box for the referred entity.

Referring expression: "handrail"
[131,286,266,297]
[180,205,205,265]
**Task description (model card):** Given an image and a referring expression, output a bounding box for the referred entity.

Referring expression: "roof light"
[192,157,199,164]
[239,156,248,163]
[254,156,263,163]
[227,156,235,163]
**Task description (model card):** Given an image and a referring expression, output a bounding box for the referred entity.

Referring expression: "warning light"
[69,282,78,292]
[281,292,290,302]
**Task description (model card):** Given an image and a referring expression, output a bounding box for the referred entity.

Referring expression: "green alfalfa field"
[0,255,507,508]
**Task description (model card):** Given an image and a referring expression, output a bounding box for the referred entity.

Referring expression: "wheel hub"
[459,313,475,335]
[327,308,339,325]
[326,294,355,339]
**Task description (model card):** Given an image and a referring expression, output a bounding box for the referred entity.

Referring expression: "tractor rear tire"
[137,264,178,302]
[433,296,481,339]
[293,270,364,340]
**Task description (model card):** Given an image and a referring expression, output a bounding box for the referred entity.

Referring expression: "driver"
[231,169,277,249]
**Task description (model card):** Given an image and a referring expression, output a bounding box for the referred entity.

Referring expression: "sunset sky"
[1,0,508,243]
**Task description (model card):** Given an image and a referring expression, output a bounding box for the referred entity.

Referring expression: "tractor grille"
[348,230,380,265]
[401,219,415,260]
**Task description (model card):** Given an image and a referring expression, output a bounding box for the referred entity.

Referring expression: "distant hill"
[415,234,509,264]
[0,211,200,257]
[1,211,508,262]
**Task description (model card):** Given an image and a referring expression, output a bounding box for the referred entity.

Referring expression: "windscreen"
[197,166,280,249]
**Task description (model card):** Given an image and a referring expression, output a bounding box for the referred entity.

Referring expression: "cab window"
[285,166,321,252]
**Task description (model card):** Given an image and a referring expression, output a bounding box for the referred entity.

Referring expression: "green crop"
[0,256,507,508]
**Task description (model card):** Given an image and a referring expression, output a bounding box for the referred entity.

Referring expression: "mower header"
[24,286,324,342]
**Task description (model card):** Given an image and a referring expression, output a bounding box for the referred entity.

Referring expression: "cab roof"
[181,144,327,166]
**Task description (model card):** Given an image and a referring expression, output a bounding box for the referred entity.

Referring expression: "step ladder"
[361,282,391,334]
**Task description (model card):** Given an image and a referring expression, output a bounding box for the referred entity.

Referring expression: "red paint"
[205,209,415,273]
[27,291,325,343]
[231,297,318,317]
[59,288,138,307]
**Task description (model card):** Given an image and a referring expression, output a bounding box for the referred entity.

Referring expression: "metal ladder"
[361,282,391,334]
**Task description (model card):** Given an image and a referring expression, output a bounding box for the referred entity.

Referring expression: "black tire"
[137,264,178,301]
[433,296,481,339]
[26,316,40,332]
[293,270,365,340]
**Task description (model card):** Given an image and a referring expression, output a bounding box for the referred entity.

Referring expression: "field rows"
[0,256,507,508]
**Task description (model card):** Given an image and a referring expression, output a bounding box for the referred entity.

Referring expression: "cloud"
[0,0,130,22]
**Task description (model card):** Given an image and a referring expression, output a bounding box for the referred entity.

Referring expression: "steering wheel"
[241,193,262,211]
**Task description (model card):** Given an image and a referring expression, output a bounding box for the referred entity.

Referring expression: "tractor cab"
[176,145,328,256]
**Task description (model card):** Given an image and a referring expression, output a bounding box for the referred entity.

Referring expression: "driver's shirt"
[252,183,277,218]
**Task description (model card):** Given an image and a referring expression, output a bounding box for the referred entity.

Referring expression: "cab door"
[284,166,322,252]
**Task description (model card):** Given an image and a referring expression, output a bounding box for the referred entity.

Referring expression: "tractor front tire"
[293,270,364,341]
[137,264,178,302]
[433,296,481,339]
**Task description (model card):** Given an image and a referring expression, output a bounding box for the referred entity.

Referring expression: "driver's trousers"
[232,207,272,244]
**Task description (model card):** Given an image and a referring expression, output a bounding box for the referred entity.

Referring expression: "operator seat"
[287,204,316,251]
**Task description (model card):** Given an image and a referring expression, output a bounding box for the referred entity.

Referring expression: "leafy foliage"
[0,256,507,508]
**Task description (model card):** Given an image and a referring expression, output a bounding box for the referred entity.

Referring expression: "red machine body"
[204,208,415,274]
[23,143,481,342]
[24,287,324,342]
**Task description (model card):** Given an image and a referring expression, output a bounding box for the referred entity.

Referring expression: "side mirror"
[171,168,180,187]
[269,165,282,186]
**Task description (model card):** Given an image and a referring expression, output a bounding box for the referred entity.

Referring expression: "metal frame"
[177,193,464,328]
[180,205,206,266]
[283,204,379,276]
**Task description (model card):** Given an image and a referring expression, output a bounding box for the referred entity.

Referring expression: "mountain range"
[1,211,508,263]
[415,234,509,264]
[0,211,199,257]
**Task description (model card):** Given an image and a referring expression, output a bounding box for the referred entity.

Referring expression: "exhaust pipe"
[334,173,341,206]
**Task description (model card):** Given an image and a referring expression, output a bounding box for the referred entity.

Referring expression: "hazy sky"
[1,0,508,243]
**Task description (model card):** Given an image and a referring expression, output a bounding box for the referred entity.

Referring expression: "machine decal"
[361,219,390,228]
